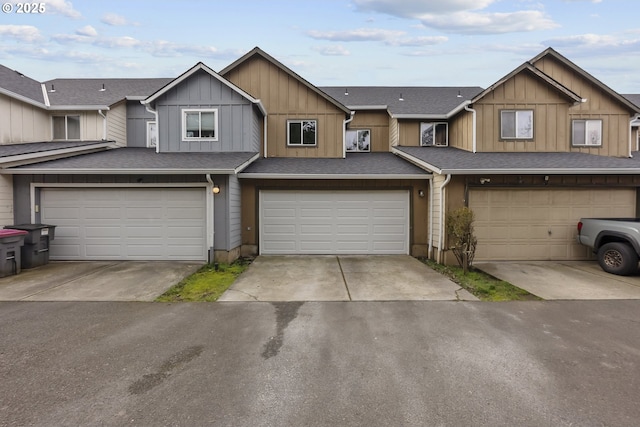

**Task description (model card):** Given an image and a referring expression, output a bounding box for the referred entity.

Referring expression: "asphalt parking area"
[218,255,477,302]
[0,261,202,301]
[475,261,640,300]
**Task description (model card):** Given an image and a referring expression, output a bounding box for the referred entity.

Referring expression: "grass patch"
[156,258,252,302]
[423,259,541,302]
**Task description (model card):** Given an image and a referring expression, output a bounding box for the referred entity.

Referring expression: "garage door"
[41,187,207,261]
[469,188,636,261]
[260,190,409,254]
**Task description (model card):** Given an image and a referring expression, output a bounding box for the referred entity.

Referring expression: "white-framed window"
[146,121,157,148]
[287,119,316,146]
[572,119,602,147]
[501,110,533,139]
[346,129,370,152]
[182,109,217,141]
[52,115,80,140]
[420,122,448,146]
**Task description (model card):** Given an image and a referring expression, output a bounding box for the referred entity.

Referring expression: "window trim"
[52,114,81,140]
[287,119,317,146]
[181,108,218,142]
[500,109,534,140]
[572,119,603,147]
[346,128,371,152]
[420,122,449,147]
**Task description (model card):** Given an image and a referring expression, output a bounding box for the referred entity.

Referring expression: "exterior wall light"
[212,184,221,194]
[418,189,425,198]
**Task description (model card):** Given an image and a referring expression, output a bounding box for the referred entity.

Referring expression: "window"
[52,115,80,140]
[346,129,370,152]
[501,110,533,139]
[288,120,316,146]
[182,109,217,141]
[572,119,602,147]
[147,121,157,148]
[420,122,448,146]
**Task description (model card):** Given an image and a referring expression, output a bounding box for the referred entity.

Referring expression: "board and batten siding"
[0,175,13,226]
[223,55,347,158]
[106,100,126,145]
[126,100,155,147]
[348,110,390,152]
[228,174,242,250]
[154,69,261,153]
[0,94,50,144]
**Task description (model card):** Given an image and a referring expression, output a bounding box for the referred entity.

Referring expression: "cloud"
[101,13,136,26]
[43,0,82,18]
[307,28,405,42]
[76,25,98,37]
[543,33,640,55]
[312,45,351,56]
[0,25,42,42]
[352,0,558,35]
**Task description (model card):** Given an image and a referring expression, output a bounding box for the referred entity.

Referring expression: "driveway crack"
[336,256,352,301]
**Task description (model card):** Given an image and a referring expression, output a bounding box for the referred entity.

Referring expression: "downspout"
[464,104,477,153]
[98,109,107,141]
[629,114,640,158]
[343,111,355,158]
[438,174,452,264]
[428,177,434,259]
[143,101,159,154]
[205,174,215,264]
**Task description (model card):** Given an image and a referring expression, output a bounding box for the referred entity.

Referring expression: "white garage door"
[260,190,409,255]
[469,188,636,261]
[41,187,207,261]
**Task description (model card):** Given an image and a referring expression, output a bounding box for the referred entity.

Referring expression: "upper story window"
[501,110,533,139]
[287,120,316,146]
[346,129,370,152]
[182,109,217,141]
[572,119,602,147]
[420,122,448,146]
[52,115,80,140]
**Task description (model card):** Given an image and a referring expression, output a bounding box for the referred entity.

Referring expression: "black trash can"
[0,228,28,276]
[3,224,56,269]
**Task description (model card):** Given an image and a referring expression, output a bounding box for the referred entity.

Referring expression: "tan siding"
[224,56,346,158]
[398,121,420,146]
[240,179,429,256]
[449,109,473,151]
[0,175,13,226]
[534,56,633,157]
[0,94,49,143]
[106,100,126,145]
[349,110,389,152]
[389,117,399,146]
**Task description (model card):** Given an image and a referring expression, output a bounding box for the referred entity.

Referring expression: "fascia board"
[233,153,261,174]
[439,168,640,175]
[391,148,443,174]
[238,173,431,180]
[49,105,110,111]
[0,88,47,109]
[346,105,388,110]
[391,113,449,120]
[3,168,239,175]
[0,143,115,167]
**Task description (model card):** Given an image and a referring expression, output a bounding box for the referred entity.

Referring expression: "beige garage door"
[469,188,636,261]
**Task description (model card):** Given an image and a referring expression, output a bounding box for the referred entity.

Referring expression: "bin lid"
[3,224,54,231]
[0,228,29,237]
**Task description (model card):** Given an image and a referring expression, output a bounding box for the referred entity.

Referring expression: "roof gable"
[471,62,583,105]
[530,47,639,114]
[220,47,350,115]
[143,62,266,114]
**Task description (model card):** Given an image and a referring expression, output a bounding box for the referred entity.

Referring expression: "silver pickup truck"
[577,218,640,275]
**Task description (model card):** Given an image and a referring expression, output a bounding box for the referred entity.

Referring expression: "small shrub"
[446,206,477,274]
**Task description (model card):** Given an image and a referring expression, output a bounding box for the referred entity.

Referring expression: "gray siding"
[154,69,260,153]
[106,101,126,145]
[126,101,155,147]
[228,174,242,249]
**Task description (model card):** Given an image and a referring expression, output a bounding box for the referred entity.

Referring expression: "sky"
[1,0,639,93]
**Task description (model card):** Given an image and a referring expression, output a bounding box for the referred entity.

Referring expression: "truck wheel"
[597,242,639,276]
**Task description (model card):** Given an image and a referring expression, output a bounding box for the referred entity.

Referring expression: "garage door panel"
[470,188,635,261]
[42,188,207,261]
[261,190,408,255]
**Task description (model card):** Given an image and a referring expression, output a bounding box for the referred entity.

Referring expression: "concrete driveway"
[0,261,202,301]
[218,255,477,302]
[476,261,640,300]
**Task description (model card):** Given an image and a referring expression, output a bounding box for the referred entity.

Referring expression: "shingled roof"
[44,77,172,107]
[394,146,640,174]
[320,86,483,117]
[0,64,45,105]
